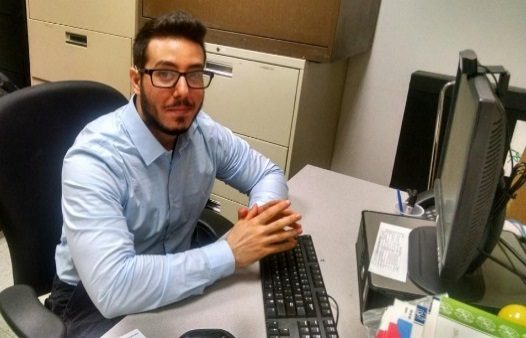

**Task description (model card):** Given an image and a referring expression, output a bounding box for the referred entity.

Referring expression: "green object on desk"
[436,296,526,337]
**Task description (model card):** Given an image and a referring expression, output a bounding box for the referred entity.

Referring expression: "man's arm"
[60,147,234,318]
[210,121,288,206]
[207,120,302,267]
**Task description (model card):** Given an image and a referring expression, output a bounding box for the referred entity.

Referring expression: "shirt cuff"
[201,239,236,279]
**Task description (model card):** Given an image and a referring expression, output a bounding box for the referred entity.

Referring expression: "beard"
[139,84,202,136]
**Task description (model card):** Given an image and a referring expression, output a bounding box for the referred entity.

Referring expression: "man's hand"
[227,200,302,268]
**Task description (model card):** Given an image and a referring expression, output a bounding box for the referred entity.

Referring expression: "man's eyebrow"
[152,61,176,68]
[153,60,204,69]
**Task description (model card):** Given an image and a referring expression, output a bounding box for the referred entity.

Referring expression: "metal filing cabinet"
[25,0,138,97]
[204,43,347,222]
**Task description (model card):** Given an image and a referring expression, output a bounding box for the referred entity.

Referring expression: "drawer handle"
[65,32,88,47]
[206,61,232,78]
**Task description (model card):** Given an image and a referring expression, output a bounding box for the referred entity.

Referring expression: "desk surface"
[103,165,526,337]
[103,165,396,337]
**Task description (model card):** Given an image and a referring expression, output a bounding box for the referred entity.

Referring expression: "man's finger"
[254,200,292,224]
[255,200,282,214]
[262,213,302,235]
[265,237,298,255]
[237,206,249,220]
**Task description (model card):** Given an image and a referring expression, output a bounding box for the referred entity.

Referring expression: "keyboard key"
[261,235,339,338]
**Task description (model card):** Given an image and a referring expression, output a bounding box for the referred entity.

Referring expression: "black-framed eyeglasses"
[139,68,214,89]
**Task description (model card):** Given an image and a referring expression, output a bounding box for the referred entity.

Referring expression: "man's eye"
[187,72,202,80]
[157,71,175,80]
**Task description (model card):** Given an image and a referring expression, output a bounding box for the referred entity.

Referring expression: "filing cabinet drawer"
[211,134,288,205]
[204,53,299,147]
[28,20,132,97]
[28,0,136,38]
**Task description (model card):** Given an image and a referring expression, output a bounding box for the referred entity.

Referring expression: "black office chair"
[0,81,233,337]
[0,81,128,337]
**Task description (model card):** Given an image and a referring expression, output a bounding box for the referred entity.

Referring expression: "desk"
[103,165,526,337]
[103,165,396,337]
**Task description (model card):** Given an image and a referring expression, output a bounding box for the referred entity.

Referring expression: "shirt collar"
[121,96,167,166]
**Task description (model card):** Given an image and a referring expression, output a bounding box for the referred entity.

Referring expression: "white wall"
[331,0,526,186]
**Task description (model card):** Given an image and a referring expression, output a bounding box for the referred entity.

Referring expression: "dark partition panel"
[0,0,30,88]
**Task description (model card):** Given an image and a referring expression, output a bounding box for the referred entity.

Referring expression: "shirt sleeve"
[211,123,289,206]
[60,145,235,318]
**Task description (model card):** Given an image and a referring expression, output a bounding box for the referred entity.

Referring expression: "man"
[49,11,302,336]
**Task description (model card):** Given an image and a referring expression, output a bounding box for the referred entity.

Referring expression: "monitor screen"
[407,50,508,301]
[436,71,478,265]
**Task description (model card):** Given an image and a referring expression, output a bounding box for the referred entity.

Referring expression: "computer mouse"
[179,328,235,338]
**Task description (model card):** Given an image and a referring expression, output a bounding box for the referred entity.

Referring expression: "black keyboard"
[260,235,339,338]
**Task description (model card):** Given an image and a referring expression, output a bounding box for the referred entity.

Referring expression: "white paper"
[117,329,147,338]
[368,222,411,282]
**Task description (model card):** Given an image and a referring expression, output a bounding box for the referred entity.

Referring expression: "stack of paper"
[374,296,526,338]
[374,297,439,338]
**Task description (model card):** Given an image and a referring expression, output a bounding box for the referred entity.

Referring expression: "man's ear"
[129,67,141,95]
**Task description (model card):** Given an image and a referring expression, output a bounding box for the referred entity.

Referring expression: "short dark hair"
[133,10,207,69]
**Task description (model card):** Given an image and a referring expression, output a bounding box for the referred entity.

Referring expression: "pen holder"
[395,201,425,218]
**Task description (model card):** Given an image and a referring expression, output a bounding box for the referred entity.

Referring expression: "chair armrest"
[199,208,234,238]
[191,208,234,248]
[0,284,65,338]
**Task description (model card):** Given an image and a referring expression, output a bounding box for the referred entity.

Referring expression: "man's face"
[130,37,206,149]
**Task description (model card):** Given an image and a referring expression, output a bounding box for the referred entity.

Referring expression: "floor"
[0,232,20,337]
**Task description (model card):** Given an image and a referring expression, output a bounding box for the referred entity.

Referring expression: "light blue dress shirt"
[55,98,288,318]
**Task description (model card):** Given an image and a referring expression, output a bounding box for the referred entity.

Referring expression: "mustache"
[166,98,194,109]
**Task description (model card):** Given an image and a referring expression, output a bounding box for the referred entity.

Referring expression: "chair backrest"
[0,81,128,296]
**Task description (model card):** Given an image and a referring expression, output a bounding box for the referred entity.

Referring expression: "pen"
[396,189,404,213]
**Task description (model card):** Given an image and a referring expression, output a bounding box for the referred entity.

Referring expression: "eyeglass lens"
[150,70,211,89]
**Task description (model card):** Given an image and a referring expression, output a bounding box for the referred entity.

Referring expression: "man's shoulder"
[78,107,125,142]
[67,106,129,158]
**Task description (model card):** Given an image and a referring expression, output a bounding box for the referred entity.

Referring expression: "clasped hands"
[226,200,303,268]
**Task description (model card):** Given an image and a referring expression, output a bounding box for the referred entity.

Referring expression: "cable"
[505,117,515,173]
[510,162,526,196]
[490,162,526,224]
[499,237,526,266]
[480,243,526,284]
[327,294,340,326]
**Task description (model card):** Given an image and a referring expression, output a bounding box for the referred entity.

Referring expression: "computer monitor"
[390,71,455,192]
[407,50,509,301]
[390,71,526,193]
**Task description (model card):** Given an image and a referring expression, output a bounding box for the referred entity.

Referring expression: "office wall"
[331,0,526,185]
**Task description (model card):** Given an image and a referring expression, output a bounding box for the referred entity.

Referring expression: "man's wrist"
[200,239,235,278]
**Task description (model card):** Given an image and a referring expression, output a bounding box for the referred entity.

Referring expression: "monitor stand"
[407,226,485,301]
